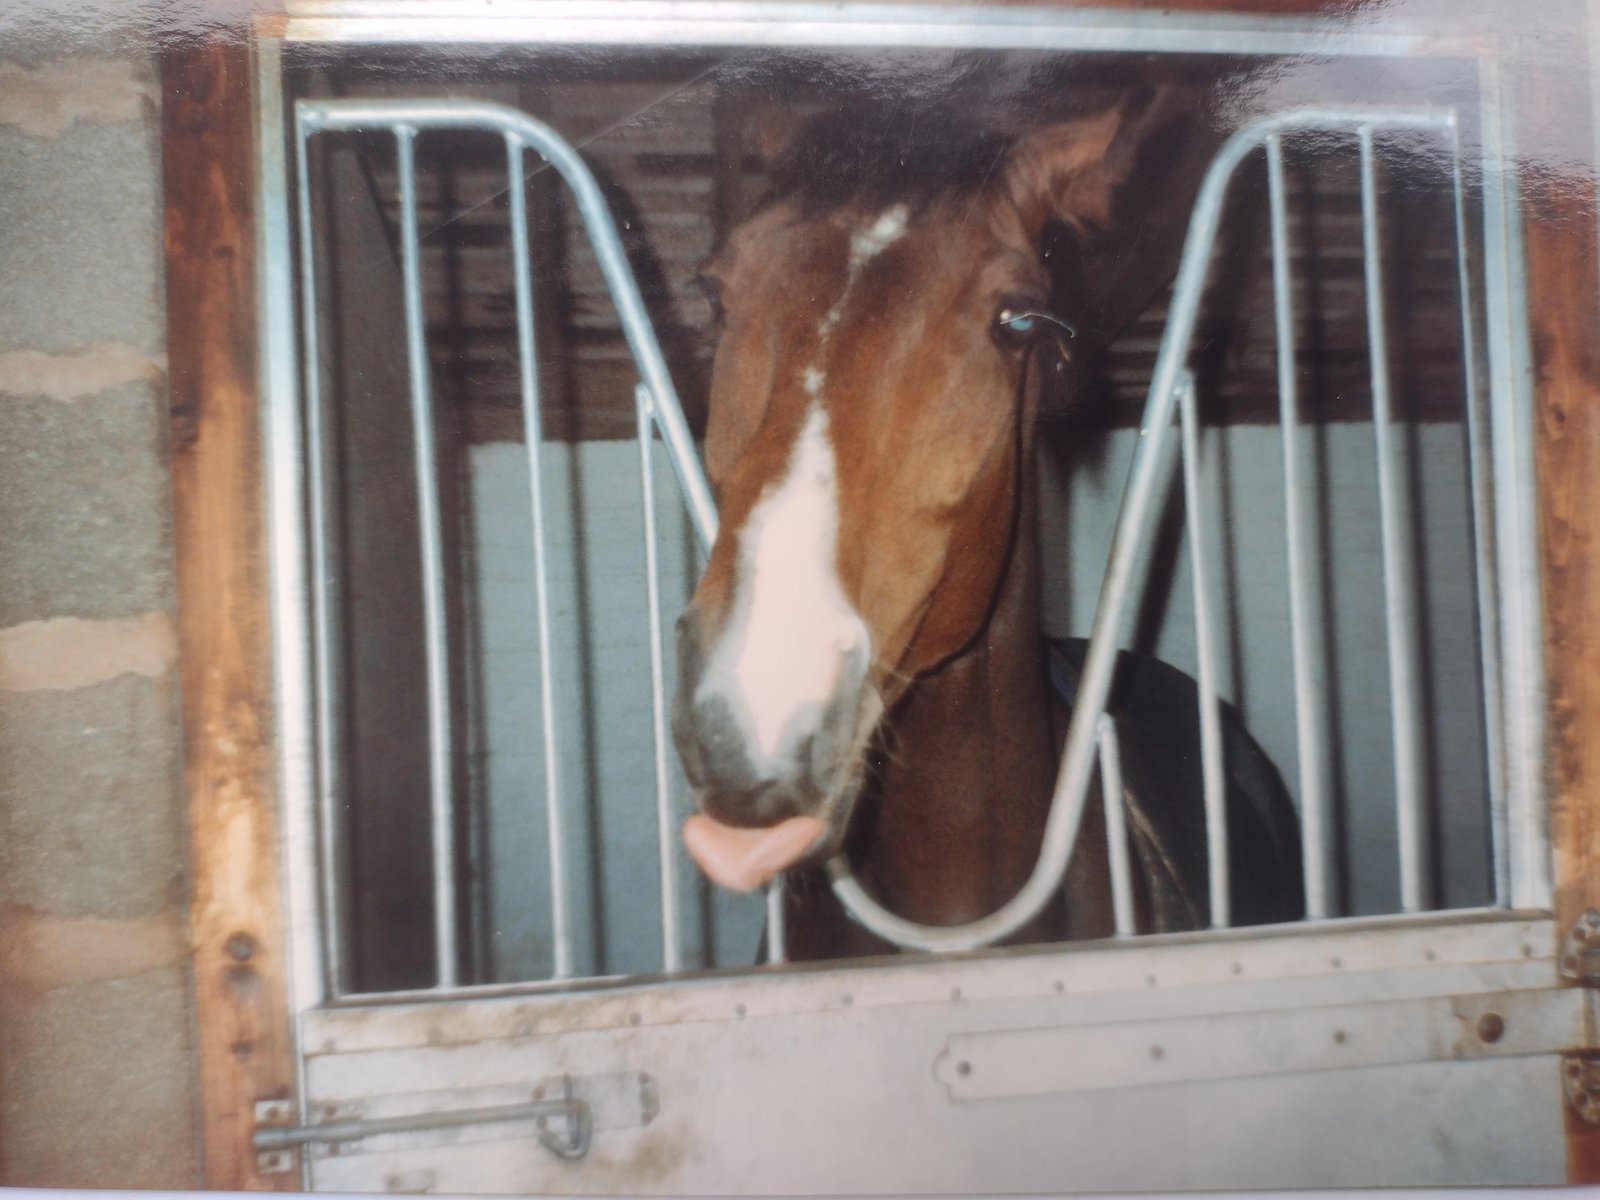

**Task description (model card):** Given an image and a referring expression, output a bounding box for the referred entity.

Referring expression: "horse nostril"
[689,692,762,794]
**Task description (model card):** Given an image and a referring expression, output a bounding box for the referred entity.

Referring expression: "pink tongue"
[682,813,827,893]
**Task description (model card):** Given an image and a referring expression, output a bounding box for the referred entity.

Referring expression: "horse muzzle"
[671,603,872,891]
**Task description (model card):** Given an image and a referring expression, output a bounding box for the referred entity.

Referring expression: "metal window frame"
[255,4,1552,1023]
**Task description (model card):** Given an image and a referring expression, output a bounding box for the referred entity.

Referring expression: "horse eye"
[994,305,1075,353]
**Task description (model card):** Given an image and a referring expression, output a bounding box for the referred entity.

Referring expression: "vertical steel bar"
[292,111,349,997]
[1477,58,1551,911]
[1266,133,1336,920]
[263,61,324,1153]
[636,384,682,973]
[1359,125,1432,914]
[1447,116,1510,907]
[505,135,575,980]
[1177,369,1231,928]
[396,127,459,987]
[766,877,787,964]
[1097,716,1137,937]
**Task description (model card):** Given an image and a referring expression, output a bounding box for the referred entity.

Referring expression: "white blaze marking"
[849,204,909,269]
[705,405,868,765]
[810,203,909,378]
[696,207,902,768]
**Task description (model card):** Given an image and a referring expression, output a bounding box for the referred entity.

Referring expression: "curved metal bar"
[297,98,719,551]
[828,106,1457,953]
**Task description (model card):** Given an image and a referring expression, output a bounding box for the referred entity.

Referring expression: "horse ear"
[1002,89,1171,241]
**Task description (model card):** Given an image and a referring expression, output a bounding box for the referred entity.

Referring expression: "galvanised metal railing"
[294,96,1540,989]
[830,105,1518,951]
[294,99,730,994]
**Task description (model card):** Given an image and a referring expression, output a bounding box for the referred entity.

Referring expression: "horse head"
[672,96,1168,895]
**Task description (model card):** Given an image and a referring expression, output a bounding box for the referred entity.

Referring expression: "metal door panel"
[296,916,1569,1192]
[304,1031,1564,1192]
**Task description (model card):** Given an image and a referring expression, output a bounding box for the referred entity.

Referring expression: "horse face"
[673,104,1150,891]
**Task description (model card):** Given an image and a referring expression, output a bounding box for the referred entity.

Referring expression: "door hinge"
[1560,909,1600,1125]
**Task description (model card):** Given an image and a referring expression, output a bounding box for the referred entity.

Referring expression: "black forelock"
[761,107,1018,214]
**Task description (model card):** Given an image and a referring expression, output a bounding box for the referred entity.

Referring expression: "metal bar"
[830,107,1455,954]
[1266,131,1336,920]
[282,1,1495,57]
[1359,124,1431,914]
[395,126,459,987]
[505,135,575,980]
[292,105,349,998]
[636,384,682,973]
[1097,716,1136,938]
[1177,369,1230,928]
[253,1098,584,1151]
[766,876,787,964]
[1476,57,1551,911]
[301,99,717,552]
[1447,115,1509,907]
[258,43,319,1177]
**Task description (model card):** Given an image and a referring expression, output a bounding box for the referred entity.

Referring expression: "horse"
[669,93,1304,961]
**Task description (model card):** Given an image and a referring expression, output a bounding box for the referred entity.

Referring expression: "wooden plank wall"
[1522,3,1600,1184]
[162,37,298,1191]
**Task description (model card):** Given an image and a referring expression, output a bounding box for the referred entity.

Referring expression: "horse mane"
[761,106,1018,213]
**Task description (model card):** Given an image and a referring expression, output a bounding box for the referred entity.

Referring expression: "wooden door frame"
[162,3,1598,1186]
[1522,2,1600,1180]
[163,32,298,1193]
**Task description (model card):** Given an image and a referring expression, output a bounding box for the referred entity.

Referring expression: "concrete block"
[0,381,174,627]
[0,57,155,138]
[0,612,176,693]
[0,673,184,918]
[0,117,163,354]
[0,342,164,398]
[0,12,159,62]
[0,963,197,1188]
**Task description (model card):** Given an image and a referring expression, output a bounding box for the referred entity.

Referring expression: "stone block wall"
[0,19,199,1190]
